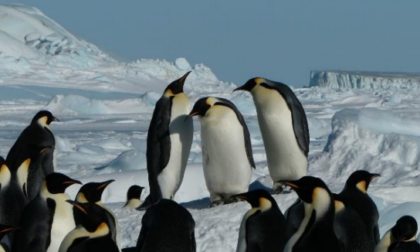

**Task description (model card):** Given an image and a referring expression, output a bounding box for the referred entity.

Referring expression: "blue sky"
[1,1,420,86]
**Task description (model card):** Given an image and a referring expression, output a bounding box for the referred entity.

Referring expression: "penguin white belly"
[201,109,252,200]
[123,198,141,210]
[254,91,307,181]
[47,194,75,252]
[157,94,193,199]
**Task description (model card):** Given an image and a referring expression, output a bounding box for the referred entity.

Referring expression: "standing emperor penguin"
[7,111,58,201]
[60,201,119,252]
[282,176,342,252]
[234,78,309,193]
[123,185,145,210]
[139,72,194,209]
[0,146,50,228]
[189,97,255,205]
[74,180,121,251]
[375,216,420,252]
[136,199,196,252]
[333,193,375,252]
[0,224,15,252]
[339,170,380,245]
[12,173,81,252]
[233,189,287,252]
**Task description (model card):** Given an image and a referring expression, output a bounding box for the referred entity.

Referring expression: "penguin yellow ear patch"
[0,164,8,174]
[258,197,272,211]
[164,89,174,97]
[334,200,345,213]
[23,159,31,170]
[206,97,218,106]
[73,203,88,215]
[356,181,367,193]
[254,77,265,85]
[77,193,88,203]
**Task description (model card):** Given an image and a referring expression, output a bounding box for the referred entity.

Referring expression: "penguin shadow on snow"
[181,181,275,210]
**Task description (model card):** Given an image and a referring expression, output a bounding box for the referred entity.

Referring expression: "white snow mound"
[310,108,420,185]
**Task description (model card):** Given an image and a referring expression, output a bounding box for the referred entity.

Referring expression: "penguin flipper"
[146,97,172,203]
[136,195,152,211]
[269,82,310,157]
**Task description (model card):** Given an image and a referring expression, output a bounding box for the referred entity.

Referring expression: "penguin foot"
[210,200,225,208]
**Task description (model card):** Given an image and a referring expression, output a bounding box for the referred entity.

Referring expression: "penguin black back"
[136,199,195,252]
[339,170,380,244]
[283,176,342,252]
[233,189,287,252]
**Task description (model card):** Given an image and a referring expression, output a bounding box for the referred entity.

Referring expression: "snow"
[310,70,420,90]
[0,3,419,251]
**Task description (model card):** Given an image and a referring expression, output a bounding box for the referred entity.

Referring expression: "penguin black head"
[31,110,59,126]
[76,180,115,204]
[345,170,380,193]
[232,189,275,209]
[0,224,16,241]
[164,71,191,96]
[390,216,418,246]
[67,201,110,233]
[45,173,81,194]
[234,77,271,92]
[188,97,211,117]
[282,176,330,204]
[126,185,144,201]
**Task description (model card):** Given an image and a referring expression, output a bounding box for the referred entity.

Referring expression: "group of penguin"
[0,71,416,252]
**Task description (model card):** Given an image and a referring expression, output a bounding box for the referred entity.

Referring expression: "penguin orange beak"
[370,173,381,181]
[40,146,52,154]
[96,180,115,191]
[178,71,191,84]
[52,117,60,122]
[0,226,18,233]
[282,181,300,189]
[62,179,82,186]
[66,200,88,215]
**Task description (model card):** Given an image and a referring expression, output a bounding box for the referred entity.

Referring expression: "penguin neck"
[374,231,392,252]
[37,116,51,131]
[284,188,333,252]
[0,164,11,189]
[123,198,142,210]
[40,182,70,202]
[59,222,110,252]
[250,85,280,114]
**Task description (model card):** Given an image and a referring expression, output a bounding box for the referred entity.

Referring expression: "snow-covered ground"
[1,4,420,250]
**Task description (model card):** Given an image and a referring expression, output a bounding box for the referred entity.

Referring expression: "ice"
[310,70,420,90]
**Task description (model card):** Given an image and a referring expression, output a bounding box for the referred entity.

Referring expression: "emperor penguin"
[74,180,121,251]
[140,72,194,209]
[333,193,375,252]
[7,110,58,175]
[188,97,255,206]
[339,170,380,244]
[12,173,81,252]
[0,146,50,228]
[234,77,309,193]
[0,224,16,252]
[375,216,420,252]
[232,189,287,252]
[59,201,119,252]
[282,176,342,252]
[136,199,196,252]
[123,185,144,210]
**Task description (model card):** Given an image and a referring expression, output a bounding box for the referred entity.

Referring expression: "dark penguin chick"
[140,72,194,210]
[0,146,48,228]
[0,224,16,252]
[6,110,58,174]
[375,216,420,252]
[339,170,380,244]
[26,147,54,201]
[123,185,144,210]
[333,193,375,252]
[282,176,342,252]
[234,78,309,193]
[12,173,81,252]
[136,199,196,252]
[284,198,304,239]
[59,201,119,252]
[188,97,255,206]
[232,189,287,252]
[74,180,120,250]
